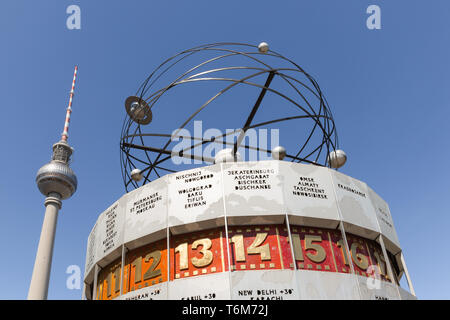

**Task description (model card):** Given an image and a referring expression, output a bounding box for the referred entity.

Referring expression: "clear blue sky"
[1,0,449,299]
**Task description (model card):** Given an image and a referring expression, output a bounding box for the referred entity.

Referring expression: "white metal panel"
[84,221,98,282]
[222,161,284,224]
[124,177,168,245]
[119,282,168,300]
[231,270,299,300]
[296,270,360,300]
[367,186,401,254]
[167,165,225,232]
[280,162,340,228]
[168,272,231,300]
[398,286,417,300]
[356,275,400,300]
[329,170,380,239]
[95,198,126,264]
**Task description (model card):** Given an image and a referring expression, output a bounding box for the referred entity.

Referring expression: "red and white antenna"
[61,65,78,142]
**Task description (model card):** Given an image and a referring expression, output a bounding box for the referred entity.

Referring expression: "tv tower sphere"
[36,141,78,200]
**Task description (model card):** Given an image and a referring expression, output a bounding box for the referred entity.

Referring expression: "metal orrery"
[120,42,344,192]
[36,140,77,200]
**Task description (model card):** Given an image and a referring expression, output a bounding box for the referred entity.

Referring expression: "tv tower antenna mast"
[28,66,79,300]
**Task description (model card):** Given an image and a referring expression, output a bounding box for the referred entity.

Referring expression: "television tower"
[28,66,79,300]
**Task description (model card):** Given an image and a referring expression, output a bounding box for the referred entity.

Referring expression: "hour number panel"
[328,230,353,274]
[366,241,391,282]
[123,238,168,294]
[290,227,337,273]
[346,234,372,278]
[170,227,228,280]
[348,234,392,282]
[228,225,288,271]
[96,259,122,300]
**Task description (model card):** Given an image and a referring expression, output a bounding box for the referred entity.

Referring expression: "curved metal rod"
[123,113,332,175]
[138,125,160,179]
[128,73,333,182]
[129,67,335,172]
[141,69,271,181]
[141,49,275,99]
[169,77,329,135]
[121,43,339,188]
[121,114,331,142]
[134,43,334,143]
[139,44,333,108]
[138,42,316,99]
